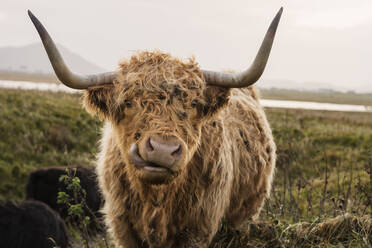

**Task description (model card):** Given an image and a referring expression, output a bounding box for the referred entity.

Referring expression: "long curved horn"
[28,10,116,89]
[202,7,283,88]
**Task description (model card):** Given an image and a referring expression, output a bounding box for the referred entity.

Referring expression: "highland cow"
[29,7,282,248]
[0,200,69,248]
[26,166,103,230]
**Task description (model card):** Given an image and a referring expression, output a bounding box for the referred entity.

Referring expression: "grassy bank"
[265,108,372,221]
[0,70,59,83]
[0,88,371,247]
[0,89,100,200]
[260,88,372,106]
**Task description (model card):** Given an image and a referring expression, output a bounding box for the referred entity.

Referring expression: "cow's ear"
[83,85,115,119]
[201,86,231,117]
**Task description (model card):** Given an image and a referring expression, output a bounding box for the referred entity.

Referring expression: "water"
[260,99,369,112]
[0,80,78,93]
[0,80,370,113]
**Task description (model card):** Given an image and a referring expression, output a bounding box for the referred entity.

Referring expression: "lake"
[0,80,370,113]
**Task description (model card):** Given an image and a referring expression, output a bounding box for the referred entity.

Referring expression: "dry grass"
[71,214,372,248]
[210,214,372,247]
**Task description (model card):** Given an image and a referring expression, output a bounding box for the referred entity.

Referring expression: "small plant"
[58,168,91,247]
[57,168,109,248]
[49,237,61,248]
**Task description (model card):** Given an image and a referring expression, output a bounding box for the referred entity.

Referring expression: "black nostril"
[147,138,154,151]
[134,132,141,140]
[171,145,182,158]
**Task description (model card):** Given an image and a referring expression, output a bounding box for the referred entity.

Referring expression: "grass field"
[0,88,371,247]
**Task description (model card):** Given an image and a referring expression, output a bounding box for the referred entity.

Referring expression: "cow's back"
[0,200,69,248]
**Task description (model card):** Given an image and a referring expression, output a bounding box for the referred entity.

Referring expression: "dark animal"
[26,166,103,228]
[28,7,283,248]
[0,200,68,248]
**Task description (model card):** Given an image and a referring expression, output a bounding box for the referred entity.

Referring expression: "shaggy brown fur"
[83,51,276,248]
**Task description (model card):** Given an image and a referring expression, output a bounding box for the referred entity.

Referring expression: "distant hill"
[0,43,106,75]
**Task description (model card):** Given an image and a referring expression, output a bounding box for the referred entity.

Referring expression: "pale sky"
[1,0,372,92]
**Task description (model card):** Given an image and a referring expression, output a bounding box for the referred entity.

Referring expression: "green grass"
[264,108,372,222]
[0,89,101,201]
[0,88,371,247]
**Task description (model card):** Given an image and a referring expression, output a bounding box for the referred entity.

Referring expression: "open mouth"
[129,144,172,173]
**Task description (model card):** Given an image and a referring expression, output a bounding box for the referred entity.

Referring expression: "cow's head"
[28,8,282,184]
[83,52,233,184]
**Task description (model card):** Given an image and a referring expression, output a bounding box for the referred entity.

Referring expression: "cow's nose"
[142,136,183,168]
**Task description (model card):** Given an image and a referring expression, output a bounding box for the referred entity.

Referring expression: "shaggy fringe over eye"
[82,51,232,148]
[83,51,233,122]
[114,50,206,107]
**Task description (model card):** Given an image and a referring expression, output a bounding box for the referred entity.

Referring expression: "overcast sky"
[1,0,372,92]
